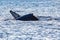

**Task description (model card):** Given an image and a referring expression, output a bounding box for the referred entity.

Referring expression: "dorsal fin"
[10,10,20,19]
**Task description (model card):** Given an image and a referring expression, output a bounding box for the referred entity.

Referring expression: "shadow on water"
[37,16,53,21]
[37,16,60,22]
[54,17,60,22]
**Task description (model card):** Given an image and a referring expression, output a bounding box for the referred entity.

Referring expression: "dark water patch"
[51,28,60,30]
[37,16,53,21]
[54,17,60,21]
[44,24,53,26]
[0,33,3,38]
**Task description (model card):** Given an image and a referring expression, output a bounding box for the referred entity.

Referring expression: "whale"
[10,10,38,21]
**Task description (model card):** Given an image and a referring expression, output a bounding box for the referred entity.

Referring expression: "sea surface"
[0,0,60,40]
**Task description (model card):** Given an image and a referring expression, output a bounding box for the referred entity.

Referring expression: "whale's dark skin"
[10,10,38,21]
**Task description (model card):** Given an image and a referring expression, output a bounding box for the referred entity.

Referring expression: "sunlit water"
[0,0,60,40]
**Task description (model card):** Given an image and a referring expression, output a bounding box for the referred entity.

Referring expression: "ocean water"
[0,0,60,40]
